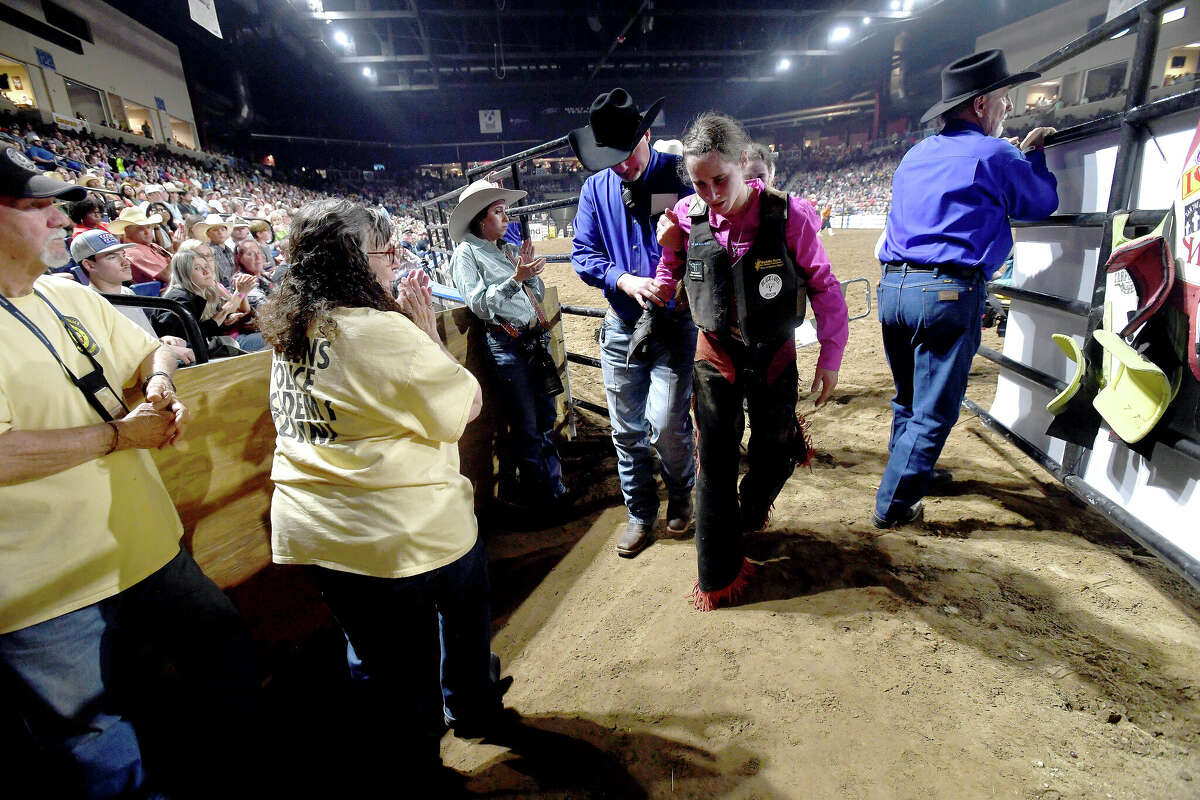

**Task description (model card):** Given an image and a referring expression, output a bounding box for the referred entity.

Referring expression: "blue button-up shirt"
[879,120,1059,274]
[571,147,693,321]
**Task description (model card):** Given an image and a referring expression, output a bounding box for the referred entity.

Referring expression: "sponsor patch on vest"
[755,257,784,272]
[759,273,783,300]
[687,259,705,281]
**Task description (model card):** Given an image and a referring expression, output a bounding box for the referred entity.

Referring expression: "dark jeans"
[0,547,256,799]
[310,536,498,767]
[485,329,565,502]
[693,341,800,592]
[875,267,985,519]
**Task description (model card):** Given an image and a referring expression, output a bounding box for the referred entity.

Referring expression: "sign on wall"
[479,109,502,134]
[189,0,223,39]
[35,49,55,71]
[155,97,166,111]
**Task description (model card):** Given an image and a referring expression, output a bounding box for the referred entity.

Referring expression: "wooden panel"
[151,350,275,589]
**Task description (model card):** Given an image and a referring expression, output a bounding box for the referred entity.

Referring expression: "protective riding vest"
[683,187,807,353]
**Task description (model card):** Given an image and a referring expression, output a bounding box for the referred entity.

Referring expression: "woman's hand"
[508,239,546,282]
[657,208,684,251]
[398,269,439,340]
[232,272,257,295]
[809,367,838,407]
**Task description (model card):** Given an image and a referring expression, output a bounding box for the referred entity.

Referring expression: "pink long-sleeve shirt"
[656,180,848,371]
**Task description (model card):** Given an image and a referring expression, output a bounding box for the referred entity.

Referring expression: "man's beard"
[40,235,70,269]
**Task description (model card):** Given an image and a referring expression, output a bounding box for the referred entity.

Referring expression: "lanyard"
[0,289,129,422]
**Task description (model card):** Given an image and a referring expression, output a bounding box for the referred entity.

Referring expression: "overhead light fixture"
[863,17,872,25]
[334,30,351,47]
[777,57,792,72]
[830,26,852,43]
[361,66,373,78]
[1163,7,1186,23]
[890,0,900,9]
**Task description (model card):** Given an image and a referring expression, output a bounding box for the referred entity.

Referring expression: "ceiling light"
[361,67,373,78]
[863,17,872,25]
[903,0,914,11]
[333,30,350,47]
[1163,7,1186,23]
[890,0,900,8]
[829,26,852,43]
[777,57,791,72]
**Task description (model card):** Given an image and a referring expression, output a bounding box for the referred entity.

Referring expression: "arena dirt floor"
[441,229,1200,799]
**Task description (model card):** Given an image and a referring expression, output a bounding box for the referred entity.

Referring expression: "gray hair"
[678,111,752,181]
[167,249,221,320]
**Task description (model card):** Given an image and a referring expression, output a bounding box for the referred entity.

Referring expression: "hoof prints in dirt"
[744,532,920,605]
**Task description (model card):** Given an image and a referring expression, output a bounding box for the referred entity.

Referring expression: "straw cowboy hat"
[225,214,251,230]
[108,204,163,234]
[191,213,229,239]
[921,49,1039,124]
[75,172,103,189]
[448,179,526,243]
[568,88,665,172]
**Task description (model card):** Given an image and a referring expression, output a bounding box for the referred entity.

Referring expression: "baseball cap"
[0,148,86,201]
[70,229,135,262]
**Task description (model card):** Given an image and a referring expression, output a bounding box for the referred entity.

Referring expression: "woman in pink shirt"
[655,112,849,610]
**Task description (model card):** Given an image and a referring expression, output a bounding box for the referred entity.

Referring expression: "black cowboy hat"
[920,49,1039,124]
[568,88,665,172]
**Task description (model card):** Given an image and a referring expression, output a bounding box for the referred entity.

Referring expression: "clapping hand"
[507,239,546,282]
[232,273,257,294]
[398,269,438,340]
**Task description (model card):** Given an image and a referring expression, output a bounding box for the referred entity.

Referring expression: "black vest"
[683,187,807,352]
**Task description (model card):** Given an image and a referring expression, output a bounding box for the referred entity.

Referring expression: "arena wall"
[994,109,1200,570]
[0,0,197,145]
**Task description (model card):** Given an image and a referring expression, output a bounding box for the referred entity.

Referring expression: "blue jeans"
[875,267,986,520]
[310,536,499,766]
[600,310,698,525]
[485,328,565,501]
[0,547,255,799]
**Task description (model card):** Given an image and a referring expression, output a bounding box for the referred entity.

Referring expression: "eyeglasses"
[366,246,397,260]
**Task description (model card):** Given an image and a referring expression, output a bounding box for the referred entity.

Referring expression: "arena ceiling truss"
[298,0,916,92]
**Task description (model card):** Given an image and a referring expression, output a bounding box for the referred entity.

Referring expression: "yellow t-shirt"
[0,277,183,634]
[269,306,480,578]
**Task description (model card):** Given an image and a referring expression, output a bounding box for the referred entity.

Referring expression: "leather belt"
[883,262,978,281]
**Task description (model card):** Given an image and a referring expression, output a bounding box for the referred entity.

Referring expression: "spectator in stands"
[228,215,252,247]
[249,218,275,265]
[193,213,236,287]
[258,198,508,781]
[68,196,109,240]
[153,248,264,354]
[744,142,778,187]
[110,205,171,284]
[70,229,195,365]
[234,237,275,309]
[25,135,55,169]
[655,112,848,610]
[874,49,1057,528]
[0,148,253,798]
[569,88,697,558]
[449,180,566,507]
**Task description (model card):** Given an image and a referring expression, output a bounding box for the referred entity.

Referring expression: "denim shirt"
[450,233,545,328]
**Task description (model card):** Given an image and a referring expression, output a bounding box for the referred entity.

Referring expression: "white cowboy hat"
[108,204,163,234]
[448,179,526,243]
[192,213,229,239]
